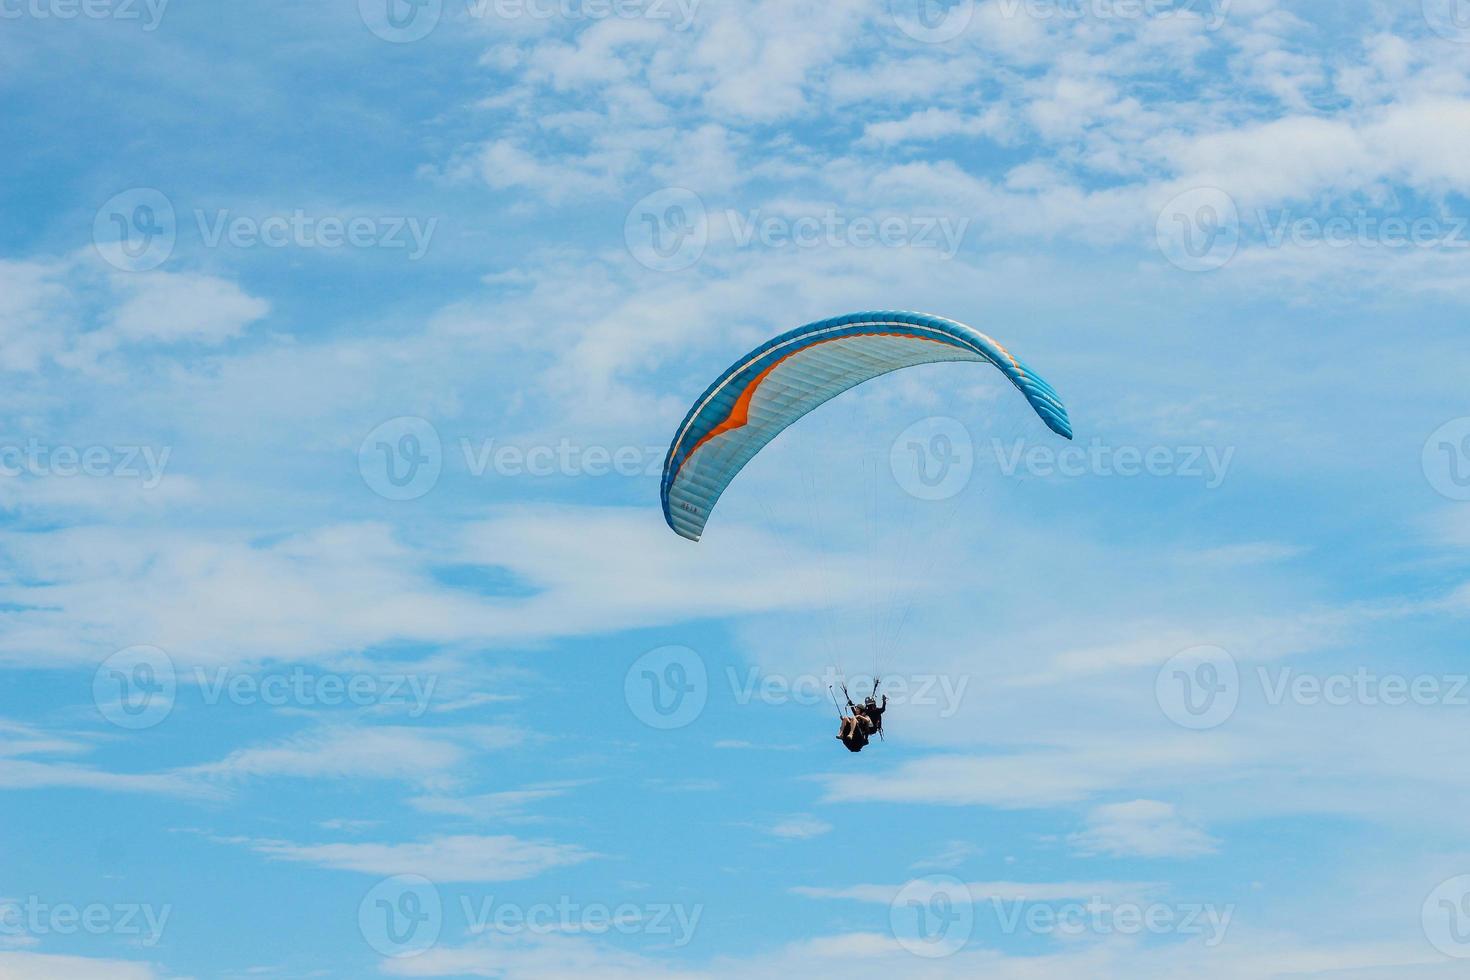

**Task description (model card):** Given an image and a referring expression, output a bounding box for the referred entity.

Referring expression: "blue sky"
[3,0,1470,976]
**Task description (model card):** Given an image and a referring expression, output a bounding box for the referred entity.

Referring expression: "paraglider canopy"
[660,311,1072,541]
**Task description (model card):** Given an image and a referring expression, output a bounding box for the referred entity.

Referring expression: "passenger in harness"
[837,711,870,752]
[833,681,885,753]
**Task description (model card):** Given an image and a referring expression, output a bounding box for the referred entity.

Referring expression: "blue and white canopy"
[660,311,1073,541]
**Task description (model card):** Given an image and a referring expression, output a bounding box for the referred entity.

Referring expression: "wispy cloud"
[223,833,597,882]
[758,814,833,840]
[1068,800,1220,859]
[0,952,165,980]
[182,724,521,789]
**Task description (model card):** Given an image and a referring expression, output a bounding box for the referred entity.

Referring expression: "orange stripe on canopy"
[686,331,957,459]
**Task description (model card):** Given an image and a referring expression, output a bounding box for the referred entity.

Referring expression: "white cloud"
[183,725,519,789]
[229,833,596,882]
[0,250,268,375]
[1068,799,1220,858]
[409,780,587,819]
[819,736,1242,809]
[0,757,211,798]
[762,814,832,840]
[102,269,269,346]
[0,508,869,667]
[377,925,1459,980]
[0,952,165,980]
[1187,542,1305,567]
[792,878,1157,904]
[858,108,1009,147]
[0,718,215,799]
[908,840,984,871]
[0,258,73,372]
[0,719,520,801]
